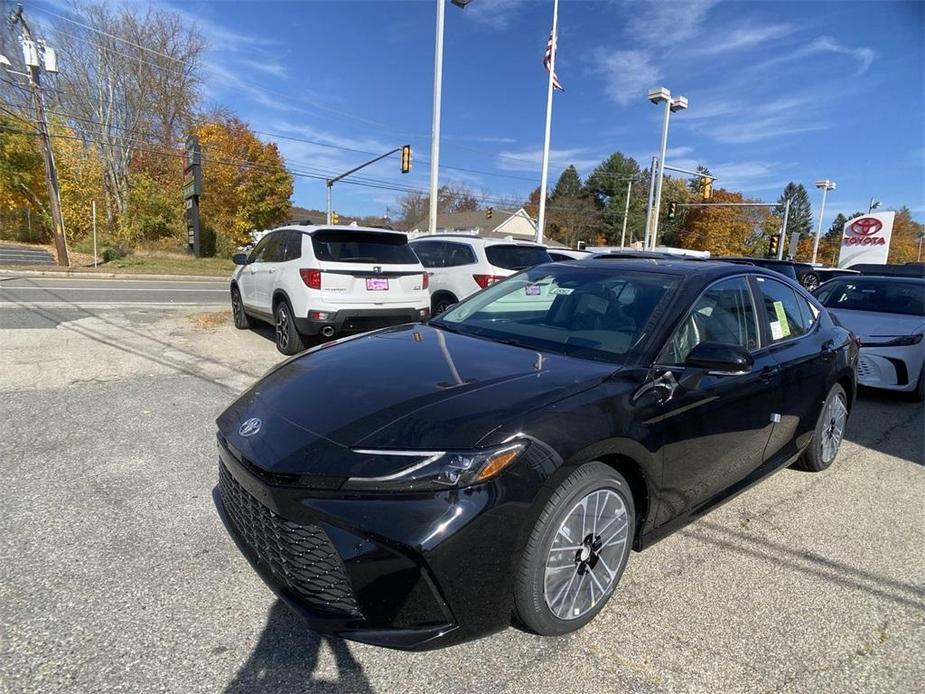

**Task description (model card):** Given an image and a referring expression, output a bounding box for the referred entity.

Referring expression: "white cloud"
[590,49,661,105]
[465,0,528,30]
[756,35,876,75]
[496,147,603,173]
[236,58,288,79]
[625,0,718,46]
[693,23,794,55]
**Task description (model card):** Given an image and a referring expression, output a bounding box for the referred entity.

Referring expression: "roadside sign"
[837,211,895,268]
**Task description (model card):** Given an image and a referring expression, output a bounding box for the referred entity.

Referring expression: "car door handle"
[760,365,781,382]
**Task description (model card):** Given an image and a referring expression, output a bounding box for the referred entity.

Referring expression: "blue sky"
[39,0,925,226]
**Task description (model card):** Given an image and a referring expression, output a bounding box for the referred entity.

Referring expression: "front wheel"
[797,384,848,472]
[274,300,305,355]
[514,462,634,636]
[231,286,252,329]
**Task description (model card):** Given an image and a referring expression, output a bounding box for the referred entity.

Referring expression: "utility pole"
[619,179,633,249]
[8,4,69,266]
[643,157,657,249]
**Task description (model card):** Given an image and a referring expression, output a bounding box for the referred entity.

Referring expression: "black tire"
[230,286,252,329]
[274,299,305,355]
[796,384,848,472]
[801,272,821,292]
[431,293,457,316]
[913,368,925,403]
[514,462,635,636]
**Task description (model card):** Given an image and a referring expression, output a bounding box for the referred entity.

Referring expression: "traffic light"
[331,211,339,224]
[486,207,493,220]
[400,145,412,174]
[768,235,779,257]
[667,202,677,220]
[701,178,713,201]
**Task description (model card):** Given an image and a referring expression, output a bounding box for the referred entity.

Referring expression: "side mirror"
[685,342,753,374]
[232,253,249,266]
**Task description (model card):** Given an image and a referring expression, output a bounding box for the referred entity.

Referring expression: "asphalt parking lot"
[1,275,923,693]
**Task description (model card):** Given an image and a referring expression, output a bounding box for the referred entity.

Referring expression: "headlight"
[343,441,526,492]
[864,334,923,347]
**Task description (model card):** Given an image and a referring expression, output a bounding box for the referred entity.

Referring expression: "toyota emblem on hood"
[239,417,262,437]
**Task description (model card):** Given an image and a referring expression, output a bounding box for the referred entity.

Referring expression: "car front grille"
[218,463,362,618]
[857,355,880,384]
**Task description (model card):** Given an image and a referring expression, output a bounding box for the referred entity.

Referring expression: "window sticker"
[773,301,791,337]
[551,287,573,295]
[769,321,783,341]
[524,283,541,296]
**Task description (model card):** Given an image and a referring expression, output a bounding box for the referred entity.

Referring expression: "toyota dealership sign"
[837,211,895,268]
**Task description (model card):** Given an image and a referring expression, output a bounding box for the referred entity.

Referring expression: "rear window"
[311,231,418,265]
[485,245,552,271]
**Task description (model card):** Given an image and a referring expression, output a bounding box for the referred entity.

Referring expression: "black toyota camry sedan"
[215,258,857,650]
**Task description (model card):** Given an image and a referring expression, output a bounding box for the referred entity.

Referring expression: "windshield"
[485,245,553,270]
[311,231,419,265]
[814,279,925,317]
[432,266,679,363]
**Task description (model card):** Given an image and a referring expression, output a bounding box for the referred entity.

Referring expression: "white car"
[813,275,925,400]
[409,234,552,314]
[230,225,430,354]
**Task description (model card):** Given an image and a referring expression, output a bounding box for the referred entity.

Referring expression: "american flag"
[544,31,563,91]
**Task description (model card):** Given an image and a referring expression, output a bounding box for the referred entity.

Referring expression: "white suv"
[409,234,552,314]
[230,225,430,354]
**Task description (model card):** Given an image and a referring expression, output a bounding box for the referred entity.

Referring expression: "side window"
[280,230,302,261]
[411,241,444,268]
[659,277,759,365]
[444,242,477,267]
[249,233,277,263]
[756,277,808,342]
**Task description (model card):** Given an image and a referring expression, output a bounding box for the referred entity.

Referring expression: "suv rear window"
[485,245,552,271]
[311,231,419,265]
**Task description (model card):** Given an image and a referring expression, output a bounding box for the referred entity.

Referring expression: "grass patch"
[189,310,231,330]
[102,252,234,276]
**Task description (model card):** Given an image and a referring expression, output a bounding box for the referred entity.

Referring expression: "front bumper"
[294,307,429,336]
[857,346,924,392]
[214,436,544,650]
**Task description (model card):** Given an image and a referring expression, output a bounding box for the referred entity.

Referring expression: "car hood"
[217,324,615,476]
[827,308,925,339]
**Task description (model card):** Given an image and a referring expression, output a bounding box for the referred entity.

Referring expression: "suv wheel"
[432,293,457,316]
[796,384,848,471]
[801,272,821,291]
[274,299,305,355]
[514,462,634,636]
[231,286,252,329]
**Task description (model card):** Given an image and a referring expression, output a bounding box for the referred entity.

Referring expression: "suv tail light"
[473,274,505,289]
[299,269,322,289]
[422,272,429,289]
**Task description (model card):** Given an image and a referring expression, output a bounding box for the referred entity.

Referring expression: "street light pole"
[812,179,836,265]
[619,179,633,249]
[427,0,446,235]
[643,156,657,249]
[645,87,687,250]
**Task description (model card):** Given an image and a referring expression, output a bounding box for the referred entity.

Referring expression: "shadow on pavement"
[845,389,924,466]
[225,601,373,694]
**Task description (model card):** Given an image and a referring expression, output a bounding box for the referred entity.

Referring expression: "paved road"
[0,304,922,693]
[0,274,230,310]
[0,244,55,266]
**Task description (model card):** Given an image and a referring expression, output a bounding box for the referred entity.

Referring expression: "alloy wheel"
[544,489,628,621]
[275,305,290,351]
[232,290,244,323]
[821,393,848,463]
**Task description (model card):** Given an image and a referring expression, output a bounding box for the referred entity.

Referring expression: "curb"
[0,267,229,282]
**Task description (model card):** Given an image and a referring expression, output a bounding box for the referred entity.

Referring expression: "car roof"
[721,256,795,266]
[273,224,409,237]
[567,257,780,279]
[409,234,546,247]
[821,274,925,284]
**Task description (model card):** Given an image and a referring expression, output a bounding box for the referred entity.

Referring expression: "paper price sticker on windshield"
[772,301,791,337]
[525,284,541,296]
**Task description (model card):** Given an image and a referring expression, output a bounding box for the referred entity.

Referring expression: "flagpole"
[536,0,559,245]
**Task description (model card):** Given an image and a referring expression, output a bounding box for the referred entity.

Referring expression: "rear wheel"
[274,299,305,355]
[230,286,252,329]
[514,463,634,636]
[913,367,925,402]
[801,272,821,291]
[797,384,848,472]
[431,293,457,316]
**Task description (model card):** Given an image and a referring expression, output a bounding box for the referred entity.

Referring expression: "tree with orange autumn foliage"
[677,188,772,257]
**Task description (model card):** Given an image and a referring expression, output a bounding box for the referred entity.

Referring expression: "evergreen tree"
[825,213,848,239]
[774,182,813,239]
[584,153,643,243]
[550,165,582,201]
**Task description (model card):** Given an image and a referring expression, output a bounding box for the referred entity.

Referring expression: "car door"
[752,275,831,464]
[251,232,283,315]
[649,276,782,526]
[238,233,275,310]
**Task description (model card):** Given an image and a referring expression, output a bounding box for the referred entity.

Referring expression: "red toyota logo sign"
[851,218,882,236]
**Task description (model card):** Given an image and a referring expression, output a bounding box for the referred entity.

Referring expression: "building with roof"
[409,208,538,241]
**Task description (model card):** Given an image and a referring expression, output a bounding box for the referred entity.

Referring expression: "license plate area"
[366,277,389,291]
